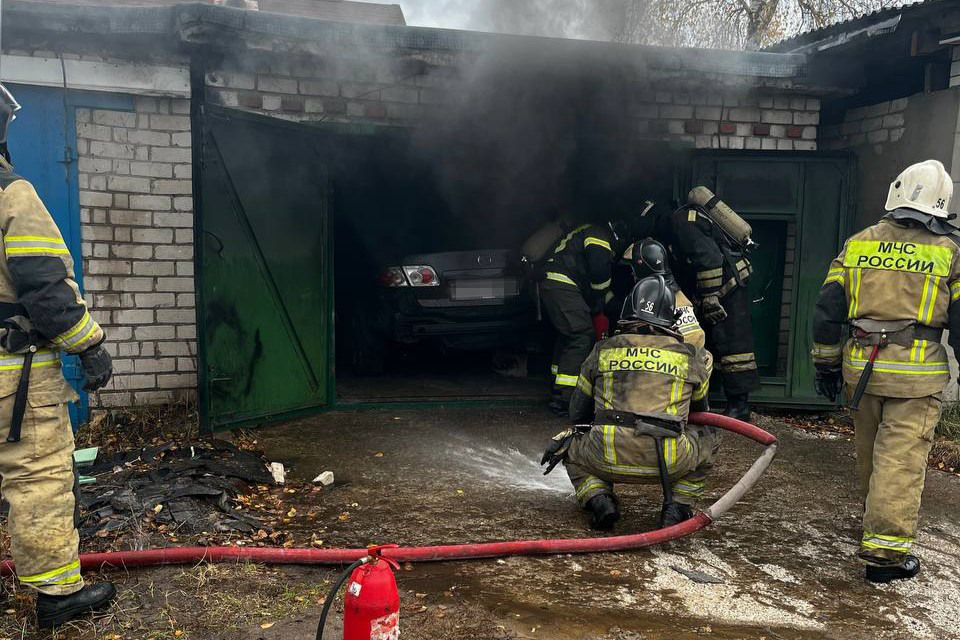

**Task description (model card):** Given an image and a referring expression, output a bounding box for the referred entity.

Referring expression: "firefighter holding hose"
[541,275,719,530]
[812,159,959,583]
[0,85,115,626]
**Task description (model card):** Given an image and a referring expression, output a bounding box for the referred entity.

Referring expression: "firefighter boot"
[724,393,751,422]
[865,555,921,584]
[36,582,117,628]
[585,494,619,531]
[659,502,694,528]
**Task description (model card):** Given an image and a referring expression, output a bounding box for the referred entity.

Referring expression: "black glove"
[79,344,113,392]
[700,295,728,324]
[814,364,843,402]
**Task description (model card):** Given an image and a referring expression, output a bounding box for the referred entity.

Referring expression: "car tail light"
[403,265,440,287]
[377,266,408,287]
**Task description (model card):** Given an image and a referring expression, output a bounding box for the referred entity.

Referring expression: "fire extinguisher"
[316,545,400,640]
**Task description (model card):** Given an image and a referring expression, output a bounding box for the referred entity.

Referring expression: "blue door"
[6,84,87,426]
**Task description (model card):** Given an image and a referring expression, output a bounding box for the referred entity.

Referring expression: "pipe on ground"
[0,412,776,574]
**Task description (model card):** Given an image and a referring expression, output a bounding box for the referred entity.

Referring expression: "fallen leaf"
[609,569,623,578]
[339,513,351,522]
[260,622,275,629]
[153,504,164,513]
[374,452,384,458]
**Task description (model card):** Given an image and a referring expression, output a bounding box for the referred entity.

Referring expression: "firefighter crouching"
[812,159,958,584]
[0,84,115,626]
[541,276,719,530]
[537,220,617,415]
[624,237,705,349]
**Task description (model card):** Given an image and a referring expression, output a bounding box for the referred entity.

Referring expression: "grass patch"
[937,401,960,441]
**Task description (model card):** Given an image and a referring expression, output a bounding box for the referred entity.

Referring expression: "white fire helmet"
[884,160,953,219]
[0,84,20,145]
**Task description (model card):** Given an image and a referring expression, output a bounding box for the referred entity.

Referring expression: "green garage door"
[692,153,853,407]
[198,106,331,430]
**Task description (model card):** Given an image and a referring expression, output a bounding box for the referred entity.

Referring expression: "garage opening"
[330,128,684,404]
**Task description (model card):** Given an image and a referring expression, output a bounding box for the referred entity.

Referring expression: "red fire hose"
[0,412,777,575]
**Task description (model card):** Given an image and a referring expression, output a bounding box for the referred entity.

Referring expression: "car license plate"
[451,278,518,301]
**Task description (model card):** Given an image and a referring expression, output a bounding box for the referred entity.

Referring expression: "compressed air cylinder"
[688,186,753,249]
[521,221,565,262]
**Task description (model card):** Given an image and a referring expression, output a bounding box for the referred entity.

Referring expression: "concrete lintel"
[1,56,189,97]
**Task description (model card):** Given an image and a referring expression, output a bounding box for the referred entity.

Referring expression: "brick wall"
[206,68,821,151]
[818,97,909,150]
[76,97,196,406]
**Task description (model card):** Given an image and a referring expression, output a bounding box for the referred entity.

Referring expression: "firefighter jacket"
[675,289,705,349]
[665,206,752,301]
[0,160,103,398]
[544,224,614,312]
[812,210,960,398]
[569,331,712,425]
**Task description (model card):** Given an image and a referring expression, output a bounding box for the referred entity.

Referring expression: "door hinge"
[58,146,77,165]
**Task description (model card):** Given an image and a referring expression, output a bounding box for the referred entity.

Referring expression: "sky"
[386,0,475,30]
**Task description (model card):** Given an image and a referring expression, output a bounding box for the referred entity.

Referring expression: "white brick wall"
[819,97,909,149]
[207,68,821,151]
[77,97,197,407]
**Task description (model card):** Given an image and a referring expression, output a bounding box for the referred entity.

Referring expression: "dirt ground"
[2,406,960,640]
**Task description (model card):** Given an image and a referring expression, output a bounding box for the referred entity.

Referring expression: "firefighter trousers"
[541,280,593,399]
[705,284,759,397]
[850,389,941,566]
[0,390,83,595]
[564,423,720,508]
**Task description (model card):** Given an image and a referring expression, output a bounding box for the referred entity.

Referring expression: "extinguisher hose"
[315,558,365,640]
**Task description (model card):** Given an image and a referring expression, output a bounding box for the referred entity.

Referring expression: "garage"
[189,11,855,430]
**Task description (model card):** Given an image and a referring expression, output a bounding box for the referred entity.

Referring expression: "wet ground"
[251,406,960,640]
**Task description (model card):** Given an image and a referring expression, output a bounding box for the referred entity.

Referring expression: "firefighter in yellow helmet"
[541,276,718,530]
[0,84,115,626]
[812,159,958,583]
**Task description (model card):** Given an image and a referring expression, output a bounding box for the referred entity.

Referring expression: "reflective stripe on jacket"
[544,223,614,306]
[812,216,960,398]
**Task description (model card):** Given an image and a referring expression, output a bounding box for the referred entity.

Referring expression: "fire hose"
[0,412,776,574]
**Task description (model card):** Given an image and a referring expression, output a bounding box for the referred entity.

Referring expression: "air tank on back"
[688,186,757,252]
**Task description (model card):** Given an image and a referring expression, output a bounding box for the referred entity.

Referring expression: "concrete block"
[128,130,171,147]
[208,71,256,90]
[133,390,175,404]
[87,260,131,276]
[89,141,135,159]
[153,180,192,195]
[133,261,175,276]
[793,111,819,126]
[92,110,137,128]
[891,127,906,142]
[114,309,153,324]
[673,93,691,105]
[79,191,112,208]
[111,276,154,292]
[177,293,196,307]
[695,106,722,120]
[761,110,792,124]
[745,137,762,150]
[305,98,325,114]
[150,115,191,132]
[134,96,158,113]
[174,197,194,212]
[130,162,173,178]
[177,325,197,340]
[773,96,789,110]
[151,147,192,164]
[83,225,113,242]
[794,141,816,151]
[132,228,174,244]
[262,95,282,111]
[130,195,172,212]
[114,160,131,175]
[864,102,890,118]
[174,164,192,179]
[299,79,340,96]
[135,358,176,374]
[77,123,112,142]
[116,343,139,357]
[171,133,191,148]
[155,245,193,261]
[107,176,152,193]
[171,100,190,115]
[134,325,176,340]
[177,358,197,372]
[114,227,132,242]
[667,121,685,135]
[789,97,807,111]
[158,341,193,357]
[258,75,299,94]
[889,97,909,113]
[806,98,821,111]
[136,147,149,161]
[882,113,905,129]
[777,139,793,150]
[157,373,197,389]
[155,212,194,229]
[156,278,195,292]
[111,244,153,260]
[135,293,176,308]
[176,261,194,277]
[861,117,884,132]
[868,129,889,144]
[802,126,817,140]
[78,158,112,174]
[92,243,110,258]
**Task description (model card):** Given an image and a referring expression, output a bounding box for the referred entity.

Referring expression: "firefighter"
[0,84,116,626]
[540,220,617,415]
[639,196,757,421]
[541,276,718,530]
[812,159,959,584]
[624,237,705,349]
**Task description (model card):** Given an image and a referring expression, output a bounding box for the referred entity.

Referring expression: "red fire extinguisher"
[316,545,400,640]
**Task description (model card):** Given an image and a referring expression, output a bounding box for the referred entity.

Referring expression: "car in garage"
[349,248,531,374]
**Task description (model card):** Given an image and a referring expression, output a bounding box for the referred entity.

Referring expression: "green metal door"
[198,106,330,429]
[692,153,853,407]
